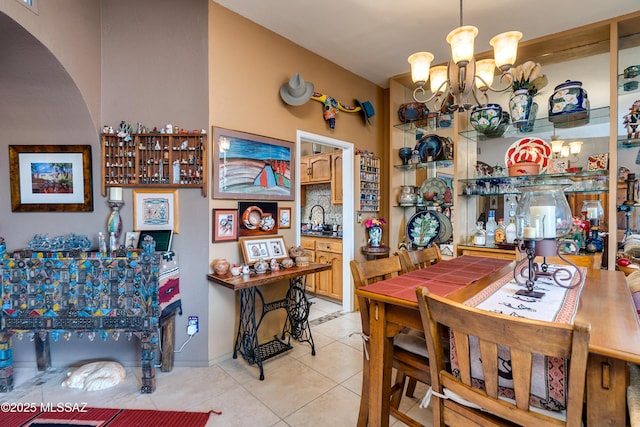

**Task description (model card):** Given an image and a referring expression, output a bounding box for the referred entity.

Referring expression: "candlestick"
[523,226,537,239]
[109,187,123,202]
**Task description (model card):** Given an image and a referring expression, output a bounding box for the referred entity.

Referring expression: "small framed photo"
[548,159,568,174]
[239,235,288,264]
[587,153,609,171]
[133,189,179,233]
[212,209,238,242]
[279,207,291,229]
[124,231,140,249]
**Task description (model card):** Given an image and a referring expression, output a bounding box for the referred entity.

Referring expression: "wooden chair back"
[416,286,590,427]
[351,256,430,427]
[398,246,442,273]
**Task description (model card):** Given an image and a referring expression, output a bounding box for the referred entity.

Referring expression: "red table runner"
[358,256,512,302]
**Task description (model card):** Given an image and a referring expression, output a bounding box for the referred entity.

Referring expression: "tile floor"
[0,297,434,426]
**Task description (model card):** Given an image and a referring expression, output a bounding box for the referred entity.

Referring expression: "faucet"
[309,204,326,227]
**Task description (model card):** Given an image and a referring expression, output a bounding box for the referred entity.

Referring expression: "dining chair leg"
[357,353,369,427]
[405,377,417,398]
[390,369,407,409]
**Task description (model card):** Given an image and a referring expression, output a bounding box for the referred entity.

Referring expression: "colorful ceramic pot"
[470,103,503,133]
[483,112,510,138]
[398,147,413,165]
[368,225,383,248]
[548,80,590,125]
[624,65,640,79]
[398,102,428,123]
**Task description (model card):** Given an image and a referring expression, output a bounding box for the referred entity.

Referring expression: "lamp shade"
[569,140,583,154]
[489,31,522,70]
[429,65,449,94]
[475,59,496,90]
[551,139,565,154]
[446,26,478,65]
[408,52,434,85]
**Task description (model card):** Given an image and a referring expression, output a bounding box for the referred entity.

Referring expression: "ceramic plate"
[434,211,453,244]
[418,177,449,204]
[407,210,441,248]
[504,137,551,172]
[416,134,442,162]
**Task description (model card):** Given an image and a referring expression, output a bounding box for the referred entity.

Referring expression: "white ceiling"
[214,0,639,88]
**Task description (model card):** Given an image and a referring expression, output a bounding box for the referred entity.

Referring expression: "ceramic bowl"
[470,103,503,133]
[483,112,510,138]
[624,65,640,79]
[398,102,428,123]
[242,206,263,230]
[508,162,540,177]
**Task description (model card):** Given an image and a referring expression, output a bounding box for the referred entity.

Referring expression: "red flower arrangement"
[364,217,386,228]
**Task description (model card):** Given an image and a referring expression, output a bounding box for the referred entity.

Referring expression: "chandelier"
[408,0,521,111]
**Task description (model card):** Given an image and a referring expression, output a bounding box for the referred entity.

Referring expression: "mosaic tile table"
[0,251,161,393]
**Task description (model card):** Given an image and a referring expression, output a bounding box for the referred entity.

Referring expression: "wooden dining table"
[355,255,640,427]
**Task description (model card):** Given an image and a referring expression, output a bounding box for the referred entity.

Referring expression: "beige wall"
[207,3,387,362]
[0,0,388,367]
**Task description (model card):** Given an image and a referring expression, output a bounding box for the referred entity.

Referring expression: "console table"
[0,251,161,393]
[207,263,331,380]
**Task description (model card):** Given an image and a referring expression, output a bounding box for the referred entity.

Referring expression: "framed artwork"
[587,153,609,171]
[212,127,295,200]
[548,159,568,174]
[124,231,141,249]
[238,201,278,236]
[239,235,288,264]
[9,145,93,212]
[278,207,291,229]
[133,189,179,233]
[212,208,238,242]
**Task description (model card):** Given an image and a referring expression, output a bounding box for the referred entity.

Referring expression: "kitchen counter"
[300,231,342,239]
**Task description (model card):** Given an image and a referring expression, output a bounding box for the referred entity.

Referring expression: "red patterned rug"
[1,407,221,426]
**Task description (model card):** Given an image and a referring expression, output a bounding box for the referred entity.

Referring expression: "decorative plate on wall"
[407,210,441,248]
[418,177,449,204]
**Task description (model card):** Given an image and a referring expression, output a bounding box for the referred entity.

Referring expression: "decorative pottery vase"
[0,243,5,259]
[141,236,156,254]
[368,225,383,248]
[212,258,230,275]
[548,80,590,126]
[106,206,123,239]
[398,185,418,206]
[398,147,413,165]
[509,89,537,131]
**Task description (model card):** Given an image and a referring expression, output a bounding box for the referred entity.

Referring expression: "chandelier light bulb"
[447,26,478,66]
[569,140,583,154]
[429,65,449,94]
[475,59,496,90]
[490,31,522,70]
[408,52,434,85]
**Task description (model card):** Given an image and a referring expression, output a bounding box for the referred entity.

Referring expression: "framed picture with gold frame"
[239,235,287,264]
[133,189,179,233]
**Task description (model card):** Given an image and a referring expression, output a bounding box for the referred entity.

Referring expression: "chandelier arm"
[412,86,439,104]
[474,74,511,94]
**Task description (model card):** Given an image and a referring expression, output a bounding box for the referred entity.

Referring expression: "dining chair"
[397,246,442,273]
[629,363,640,427]
[416,285,591,427]
[350,256,431,427]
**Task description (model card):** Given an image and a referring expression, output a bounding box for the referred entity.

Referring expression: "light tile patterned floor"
[1,297,433,426]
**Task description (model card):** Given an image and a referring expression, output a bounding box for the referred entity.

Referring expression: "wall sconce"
[551,136,582,162]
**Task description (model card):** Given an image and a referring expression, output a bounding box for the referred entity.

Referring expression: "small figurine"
[270,258,280,272]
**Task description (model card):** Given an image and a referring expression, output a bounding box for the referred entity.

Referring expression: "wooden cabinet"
[300,237,316,293]
[101,132,207,197]
[300,236,342,301]
[300,153,332,183]
[331,152,343,204]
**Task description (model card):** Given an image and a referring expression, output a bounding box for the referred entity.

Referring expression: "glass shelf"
[617,137,640,148]
[458,169,609,184]
[618,73,640,95]
[393,115,454,135]
[394,160,454,170]
[459,106,611,141]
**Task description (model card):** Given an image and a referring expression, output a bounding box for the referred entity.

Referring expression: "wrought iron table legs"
[233,275,314,380]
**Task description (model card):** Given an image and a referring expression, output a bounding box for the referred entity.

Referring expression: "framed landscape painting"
[212,127,295,200]
[9,145,93,212]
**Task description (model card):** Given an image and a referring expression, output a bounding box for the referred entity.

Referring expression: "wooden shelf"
[101,132,207,197]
